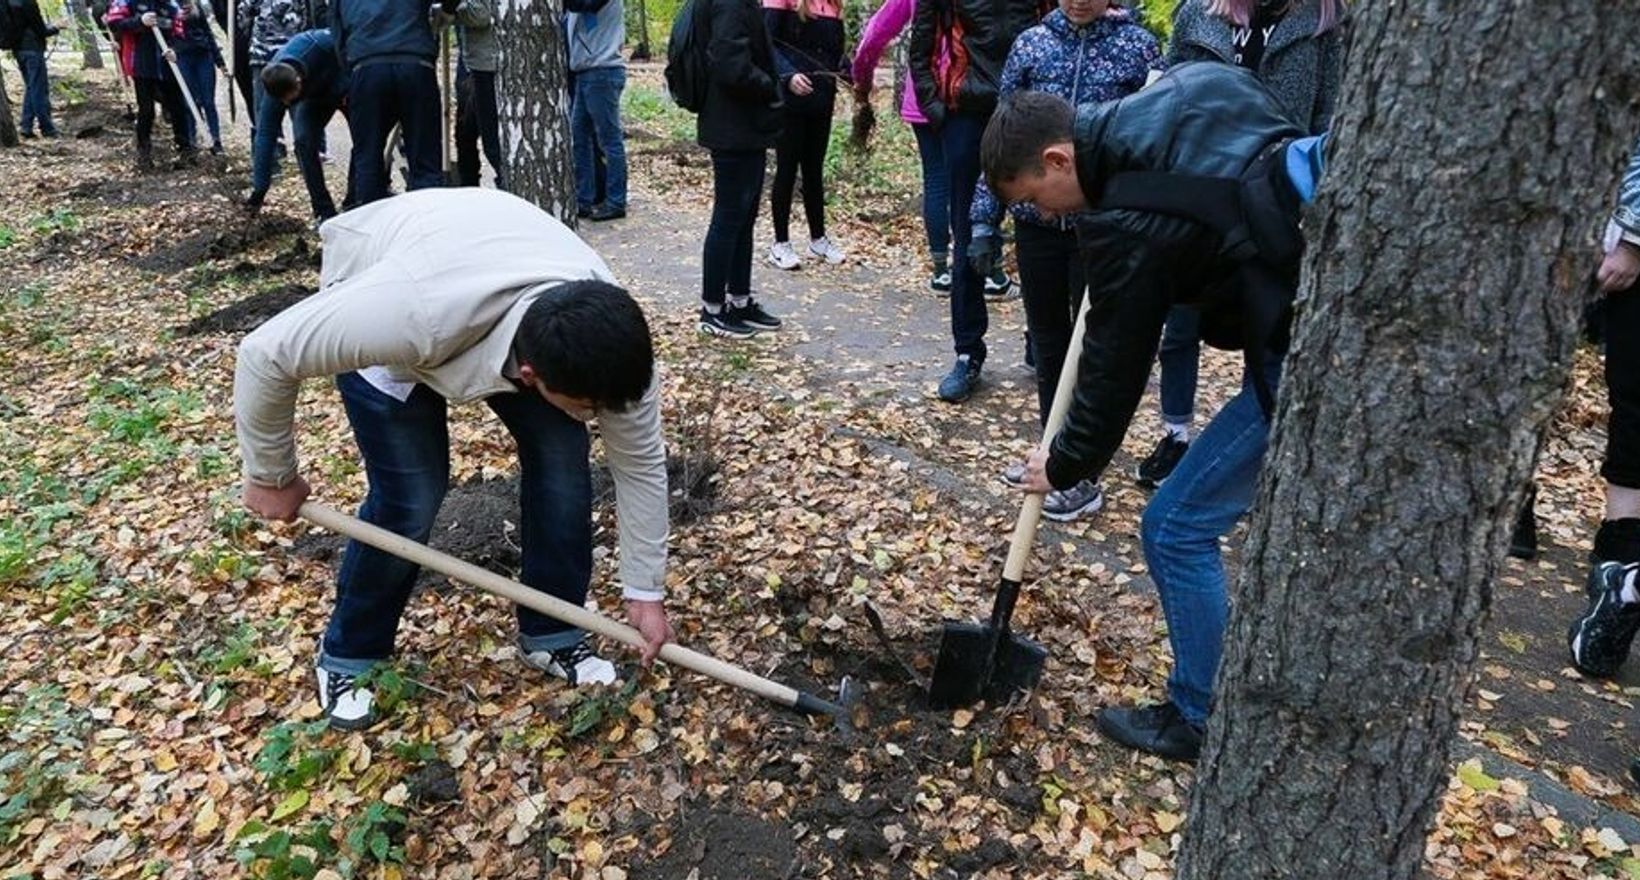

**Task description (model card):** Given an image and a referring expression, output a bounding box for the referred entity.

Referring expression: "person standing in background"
[761,0,846,270]
[8,0,61,138]
[174,0,225,153]
[451,0,504,189]
[566,0,627,220]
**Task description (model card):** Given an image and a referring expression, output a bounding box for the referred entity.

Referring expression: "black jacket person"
[983,61,1315,761]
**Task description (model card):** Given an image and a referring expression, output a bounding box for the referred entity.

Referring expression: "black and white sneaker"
[1001,462,1028,488]
[520,638,618,686]
[316,666,377,731]
[699,308,758,339]
[729,298,783,331]
[1043,480,1103,523]
[929,269,952,295]
[983,268,1018,300]
[1568,562,1640,679]
[1136,435,1189,488]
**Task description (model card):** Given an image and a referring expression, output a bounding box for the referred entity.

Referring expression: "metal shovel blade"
[927,620,1048,710]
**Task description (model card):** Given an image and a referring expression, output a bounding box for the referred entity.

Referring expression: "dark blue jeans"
[912,121,949,259]
[1158,305,1202,425]
[701,148,766,306]
[348,60,443,204]
[177,49,220,145]
[455,65,504,189]
[1140,358,1282,726]
[319,373,594,676]
[571,66,627,210]
[942,112,989,362]
[292,97,350,217]
[12,50,54,135]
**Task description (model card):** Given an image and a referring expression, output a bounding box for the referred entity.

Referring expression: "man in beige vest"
[234,188,673,730]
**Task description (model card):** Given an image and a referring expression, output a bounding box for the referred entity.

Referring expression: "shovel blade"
[927,621,1048,710]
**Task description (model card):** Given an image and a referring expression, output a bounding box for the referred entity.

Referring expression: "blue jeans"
[1158,305,1201,425]
[12,50,53,135]
[349,60,443,204]
[176,49,220,145]
[1140,360,1282,727]
[291,96,351,217]
[701,148,766,305]
[912,122,950,259]
[319,373,594,676]
[942,112,989,362]
[571,66,627,210]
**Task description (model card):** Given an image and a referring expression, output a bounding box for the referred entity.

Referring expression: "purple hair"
[1207,0,1342,35]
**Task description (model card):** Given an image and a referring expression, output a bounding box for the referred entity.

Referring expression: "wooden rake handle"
[1000,287,1096,582]
[298,501,845,717]
[150,23,209,130]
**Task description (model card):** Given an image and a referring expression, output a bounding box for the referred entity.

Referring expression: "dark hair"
[261,62,301,102]
[980,91,1076,191]
[516,280,655,411]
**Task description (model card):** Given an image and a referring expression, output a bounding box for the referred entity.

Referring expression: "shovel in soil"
[300,501,862,727]
[927,288,1096,709]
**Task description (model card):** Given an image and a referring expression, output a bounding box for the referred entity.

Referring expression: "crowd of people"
[8,0,1639,778]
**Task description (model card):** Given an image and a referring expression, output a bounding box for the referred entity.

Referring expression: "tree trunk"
[70,0,106,70]
[1177,4,1640,879]
[0,66,19,148]
[494,0,577,224]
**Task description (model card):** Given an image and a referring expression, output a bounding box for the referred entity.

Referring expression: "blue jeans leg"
[1139,364,1281,726]
[1158,305,1202,426]
[570,77,599,210]
[292,98,340,217]
[485,391,593,651]
[913,122,949,259]
[942,112,988,362]
[320,374,451,676]
[14,51,52,134]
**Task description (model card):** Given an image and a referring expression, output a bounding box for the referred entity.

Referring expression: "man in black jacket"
[9,0,61,137]
[331,0,452,203]
[910,0,1040,403]
[986,63,1315,761]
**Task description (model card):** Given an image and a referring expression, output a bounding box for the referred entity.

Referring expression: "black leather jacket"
[1046,63,1305,491]
[909,0,1048,127]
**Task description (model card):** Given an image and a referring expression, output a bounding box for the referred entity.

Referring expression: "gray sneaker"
[1042,480,1103,522]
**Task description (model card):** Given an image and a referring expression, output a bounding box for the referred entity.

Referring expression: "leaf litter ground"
[0,67,1636,880]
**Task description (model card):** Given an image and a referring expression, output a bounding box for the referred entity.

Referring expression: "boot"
[136,145,155,172]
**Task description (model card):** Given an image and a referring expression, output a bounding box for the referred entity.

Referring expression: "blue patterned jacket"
[971,6,1161,233]
[1616,135,1640,244]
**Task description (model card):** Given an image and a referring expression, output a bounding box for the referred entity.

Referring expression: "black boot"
[1095,702,1203,761]
[136,145,155,172]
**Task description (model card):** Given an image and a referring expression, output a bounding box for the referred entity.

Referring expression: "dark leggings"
[1606,284,1640,489]
[134,75,191,152]
[1016,222,1087,423]
[702,149,767,305]
[770,107,832,242]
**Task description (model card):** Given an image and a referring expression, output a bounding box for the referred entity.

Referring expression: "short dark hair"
[261,62,301,103]
[516,280,655,411]
[981,91,1076,191]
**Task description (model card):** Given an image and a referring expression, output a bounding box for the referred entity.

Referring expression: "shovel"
[299,502,861,725]
[927,287,1095,709]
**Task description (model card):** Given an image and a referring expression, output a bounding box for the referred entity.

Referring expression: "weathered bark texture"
[494,0,576,224]
[1176,4,1640,879]
[0,66,19,148]
[71,0,107,70]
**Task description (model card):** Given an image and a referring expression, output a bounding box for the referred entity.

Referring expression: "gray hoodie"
[565,0,624,72]
[454,0,496,72]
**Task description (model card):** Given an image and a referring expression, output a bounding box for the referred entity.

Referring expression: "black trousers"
[770,107,831,242]
[1606,283,1640,490]
[702,149,766,305]
[455,66,504,189]
[1016,221,1087,423]
[349,60,443,204]
[134,74,191,152]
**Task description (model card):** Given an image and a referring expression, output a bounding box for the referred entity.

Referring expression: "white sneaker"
[520,638,618,686]
[808,236,846,264]
[316,666,377,730]
[766,241,801,270]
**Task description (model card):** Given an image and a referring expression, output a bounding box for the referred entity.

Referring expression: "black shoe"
[1095,702,1202,762]
[1508,490,1538,560]
[937,356,982,403]
[577,204,594,219]
[587,203,626,222]
[1136,435,1189,488]
[1568,562,1640,678]
[19,129,37,140]
[729,297,782,331]
[40,129,60,139]
[699,308,757,339]
[210,142,224,156]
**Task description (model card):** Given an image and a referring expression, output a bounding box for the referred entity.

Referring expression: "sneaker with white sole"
[808,236,846,264]
[984,268,1018,300]
[699,307,758,338]
[1043,480,1103,522]
[767,241,801,270]
[520,638,619,686]
[1568,562,1640,679]
[316,666,377,730]
[1001,462,1029,488]
[729,297,783,331]
[929,269,952,295]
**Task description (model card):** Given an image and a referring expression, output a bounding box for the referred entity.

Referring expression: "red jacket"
[104,0,185,79]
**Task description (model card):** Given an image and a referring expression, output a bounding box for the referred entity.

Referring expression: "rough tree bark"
[1176,4,1640,879]
[0,66,19,148]
[1174,3,1640,871]
[494,0,577,224]
[69,0,106,70]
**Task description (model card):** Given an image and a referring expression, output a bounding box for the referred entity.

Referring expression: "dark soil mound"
[132,215,305,271]
[627,809,797,880]
[176,283,314,336]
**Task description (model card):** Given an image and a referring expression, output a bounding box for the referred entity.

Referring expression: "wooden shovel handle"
[1000,287,1095,581]
[298,501,839,714]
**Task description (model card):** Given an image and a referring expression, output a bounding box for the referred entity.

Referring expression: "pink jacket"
[852,0,940,125]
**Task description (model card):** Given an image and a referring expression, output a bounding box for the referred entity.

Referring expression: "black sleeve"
[1045,212,1203,490]
[706,0,776,101]
[562,0,612,12]
[20,0,53,37]
[907,0,943,127]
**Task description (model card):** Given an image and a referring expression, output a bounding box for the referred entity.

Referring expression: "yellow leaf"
[951,709,973,730]
[271,790,309,822]
[193,798,220,839]
[153,751,178,773]
[1153,810,1183,833]
[1455,760,1499,792]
